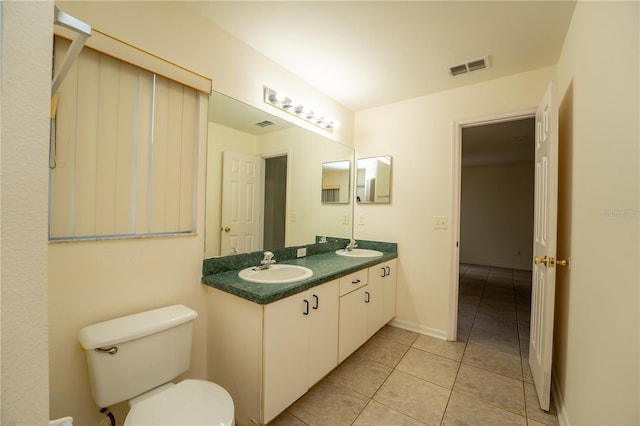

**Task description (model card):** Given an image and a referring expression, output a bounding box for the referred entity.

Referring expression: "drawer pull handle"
[312,294,319,310]
[365,291,371,303]
[352,279,361,284]
[303,299,309,315]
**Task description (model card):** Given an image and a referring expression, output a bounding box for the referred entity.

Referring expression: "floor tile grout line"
[437,265,481,425]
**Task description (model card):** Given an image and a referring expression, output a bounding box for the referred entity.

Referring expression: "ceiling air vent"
[255,120,275,128]
[449,56,490,77]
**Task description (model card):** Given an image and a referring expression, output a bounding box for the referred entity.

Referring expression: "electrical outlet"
[343,213,350,225]
[297,247,307,258]
[358,213,365,225]
[434,216,448,229]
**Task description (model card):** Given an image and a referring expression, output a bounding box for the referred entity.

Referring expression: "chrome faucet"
[345,239,358,252]
[254,251,276,270]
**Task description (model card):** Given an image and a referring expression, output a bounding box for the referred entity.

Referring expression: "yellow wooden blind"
[49,37,201,240]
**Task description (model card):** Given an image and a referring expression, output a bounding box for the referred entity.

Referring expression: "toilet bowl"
[124,380,234,426]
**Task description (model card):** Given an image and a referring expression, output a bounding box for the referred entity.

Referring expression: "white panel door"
[221,151,262,255]
[530,80,559,411]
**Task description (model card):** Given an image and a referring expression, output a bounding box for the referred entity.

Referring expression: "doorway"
[454,115,535,346]
[263,155,288,249]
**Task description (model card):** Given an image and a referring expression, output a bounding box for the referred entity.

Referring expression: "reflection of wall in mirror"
[375,160,391,202]
[322,169,350,203]
[357,157,391,203]
[206,121,353,257]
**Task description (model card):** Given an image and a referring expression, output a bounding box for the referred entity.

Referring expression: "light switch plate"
[297,247,307,258]
[434,216,448,229]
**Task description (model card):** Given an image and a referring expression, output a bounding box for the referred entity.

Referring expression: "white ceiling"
[188,1,576,111]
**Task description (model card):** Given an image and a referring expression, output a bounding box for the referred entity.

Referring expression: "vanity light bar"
[263,86,339,133]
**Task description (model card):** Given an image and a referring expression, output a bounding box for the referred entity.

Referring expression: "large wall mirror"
[205,92,354,258]
[356,156,392,204]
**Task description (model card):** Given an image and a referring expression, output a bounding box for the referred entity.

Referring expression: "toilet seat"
[124,379,234,426]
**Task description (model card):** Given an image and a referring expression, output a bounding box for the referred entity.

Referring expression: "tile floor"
[269,264,560,426]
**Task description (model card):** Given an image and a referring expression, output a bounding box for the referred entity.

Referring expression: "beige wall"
[1,2,53,425]
[460,163,534,271]
[553,2,639,424]
[354,67,554,337]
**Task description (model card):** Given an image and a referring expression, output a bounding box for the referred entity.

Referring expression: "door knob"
[223,227,231,233]
[535,256,569,268]
[534,256,549,266]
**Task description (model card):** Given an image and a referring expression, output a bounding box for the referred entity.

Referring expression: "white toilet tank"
[78,305,198,408]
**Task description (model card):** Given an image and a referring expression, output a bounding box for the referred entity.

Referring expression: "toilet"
[78,305,234,426]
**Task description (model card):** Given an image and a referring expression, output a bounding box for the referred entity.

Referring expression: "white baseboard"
[552,370,569,426]
[388,318,449,340]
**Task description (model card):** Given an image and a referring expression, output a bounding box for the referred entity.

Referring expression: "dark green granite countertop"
[201,239,397,305]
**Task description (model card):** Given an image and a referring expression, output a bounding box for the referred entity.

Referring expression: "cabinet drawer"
[339,269,368,296]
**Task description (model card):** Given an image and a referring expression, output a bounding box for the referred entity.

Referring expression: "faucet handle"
[263,251,274,260]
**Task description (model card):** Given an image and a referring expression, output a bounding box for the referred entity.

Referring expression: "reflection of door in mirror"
[221,151,262,255]
[221,152,288,255]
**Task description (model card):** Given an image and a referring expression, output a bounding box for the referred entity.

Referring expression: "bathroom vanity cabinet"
[205,257,397,425]
[263,279,339,422]
[338,259,397,362]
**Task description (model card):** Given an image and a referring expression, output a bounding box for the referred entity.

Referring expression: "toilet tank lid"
[78,305,197,350]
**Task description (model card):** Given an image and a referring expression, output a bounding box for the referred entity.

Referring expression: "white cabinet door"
[367,259,398,334]
[381,259,397,324]
[263,291,309,423]
[338,286,368,363]
[366,272,384,339]
[308,280,339,386]
[263,279,340,423]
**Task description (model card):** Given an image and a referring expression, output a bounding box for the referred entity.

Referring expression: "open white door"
[530,80,560,411]
[221,151,262,255]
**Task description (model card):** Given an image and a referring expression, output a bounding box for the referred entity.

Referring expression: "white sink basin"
[335,248,384,258]
[238,264,313,284]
